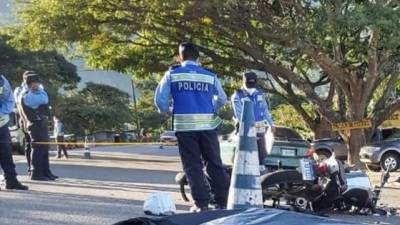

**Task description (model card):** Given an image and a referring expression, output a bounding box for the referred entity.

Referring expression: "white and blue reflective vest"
[155,61,227,131]
[0,75,15,127]
[231,88,274,132]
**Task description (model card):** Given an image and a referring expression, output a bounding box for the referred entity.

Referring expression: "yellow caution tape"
[35,141,163,146]
[2,141,167,146]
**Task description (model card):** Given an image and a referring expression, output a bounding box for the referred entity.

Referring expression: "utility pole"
[131,78,140,137]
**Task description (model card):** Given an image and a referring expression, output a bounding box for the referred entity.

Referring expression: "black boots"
[30,169,59,181]
[31,174,50,181]
[45,171,58,180]
[5,179,29,190]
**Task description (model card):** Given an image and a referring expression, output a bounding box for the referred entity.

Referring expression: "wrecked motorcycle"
[262,155,372,212]
[176,154,390,214]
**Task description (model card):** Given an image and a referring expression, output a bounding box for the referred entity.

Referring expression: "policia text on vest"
[173,73,214,92]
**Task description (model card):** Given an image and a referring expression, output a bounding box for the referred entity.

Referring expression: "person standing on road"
[231,72,275,171]
[0,74,29,190]
[53,115,68,159]
[155,42,229,212]
[19,74,58,181]
[14,70,37,175]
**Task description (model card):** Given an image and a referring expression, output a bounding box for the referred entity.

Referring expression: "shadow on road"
[0,190,189,225]
[15,163,179,185]
[68,154,181,164]
[22,179,181,194]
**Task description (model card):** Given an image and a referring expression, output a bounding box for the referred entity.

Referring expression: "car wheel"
[380,153,400,172]
[366,164,381,172]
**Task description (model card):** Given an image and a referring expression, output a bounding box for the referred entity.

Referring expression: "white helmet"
[143,192,176,216]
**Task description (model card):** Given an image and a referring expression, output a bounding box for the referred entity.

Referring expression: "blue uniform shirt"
[14,82,44,103]
[231,88,274,127]
[23,88,49,109]
[155,61,227,113]
[155,60,227,131]
[0,75,15,116]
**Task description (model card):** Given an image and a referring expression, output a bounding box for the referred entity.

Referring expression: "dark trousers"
[257,132,267,164]
[23,131,32,171]
[56,136,68,157]
[176,130,229,208]
[28,122,50,176]
[0,125,17,180]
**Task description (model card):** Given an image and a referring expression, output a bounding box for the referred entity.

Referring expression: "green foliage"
[268,94,288,109]
[131,91,170,133]
[271,104,314,140]
[0,34,80,103]
[10,0,400,163]
[218,104,235,135]
[218,121,235,135]
[56,82,132,135]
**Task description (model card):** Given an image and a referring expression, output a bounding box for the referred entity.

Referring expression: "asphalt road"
[0,144,399,225]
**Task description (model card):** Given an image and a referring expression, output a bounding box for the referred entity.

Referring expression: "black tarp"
[112,208,361,225]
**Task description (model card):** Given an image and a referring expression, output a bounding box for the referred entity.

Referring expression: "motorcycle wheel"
[261,170,306,200]
[261,170,303,187]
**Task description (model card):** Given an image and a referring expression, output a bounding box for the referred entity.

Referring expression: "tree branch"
[363,28,380,106]
[258,77,317,129]
[371,72,400,129]
[372,98,400,130]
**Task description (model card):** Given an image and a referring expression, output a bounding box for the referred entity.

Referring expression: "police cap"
[26,74,41,85]
[22,70,36,80]
[243,72,257,88]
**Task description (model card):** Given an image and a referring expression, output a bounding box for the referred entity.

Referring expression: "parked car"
[160,130,178,146]
[220,126,311,169]
[312,136,348,161]
[9,111,25,155]
[360,128,400,171]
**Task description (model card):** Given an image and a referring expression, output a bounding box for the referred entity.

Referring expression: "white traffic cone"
[227,99,263,209]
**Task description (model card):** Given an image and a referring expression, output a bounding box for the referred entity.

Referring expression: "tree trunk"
[346,89,367,168]
[314,117,336,139]
[347,129,366,168]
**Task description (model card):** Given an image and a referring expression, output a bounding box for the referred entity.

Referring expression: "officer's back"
[154,42,229,212]
[169,63,216,115]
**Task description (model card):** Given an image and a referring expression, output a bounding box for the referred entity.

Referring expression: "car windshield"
[385,130,400,140]
[275,128,304,141]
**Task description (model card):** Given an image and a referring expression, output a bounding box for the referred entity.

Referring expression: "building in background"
[71,59,135,101]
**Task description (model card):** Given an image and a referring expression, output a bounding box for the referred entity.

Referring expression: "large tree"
[0,34,80,102]
[56,82,132,135]
[11,0,400,166]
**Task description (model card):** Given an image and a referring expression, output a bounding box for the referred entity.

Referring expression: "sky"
[0,0,16,26]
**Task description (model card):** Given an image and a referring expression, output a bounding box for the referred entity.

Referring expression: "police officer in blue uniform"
[19,74,57,181]
[155,43,229,212]
[231,72,275,169]
[0,74,28,190]
[14,70,36,174]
